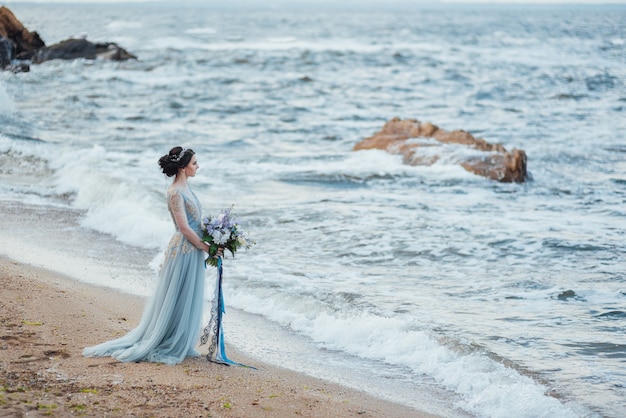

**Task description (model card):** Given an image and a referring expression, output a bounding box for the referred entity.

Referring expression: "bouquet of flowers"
[201,205,254,267]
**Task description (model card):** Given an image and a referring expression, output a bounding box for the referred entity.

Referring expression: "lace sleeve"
[168,189,188,231]
[168,189,204,250]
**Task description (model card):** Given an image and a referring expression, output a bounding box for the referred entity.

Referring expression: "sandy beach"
[0,256,434,417]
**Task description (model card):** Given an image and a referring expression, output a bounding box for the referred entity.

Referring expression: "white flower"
[237,236,247,246]
[211,230,223,243]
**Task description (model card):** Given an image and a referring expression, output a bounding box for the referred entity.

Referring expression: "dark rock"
[0,36,14,68]
[14,49,35,61]
[9,62,30,73]
[31,38,96,63]
[1,6,136,71]
[557,290,576,300]
[31,38,136,64]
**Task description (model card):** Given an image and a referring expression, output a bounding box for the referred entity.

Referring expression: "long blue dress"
[83,188,206,365]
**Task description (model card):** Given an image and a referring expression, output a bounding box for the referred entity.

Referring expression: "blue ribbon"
[200,256,256,369]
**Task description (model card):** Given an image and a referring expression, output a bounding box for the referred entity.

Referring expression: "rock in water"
[0,6,45,70]
[28,38,137,63]
[0,36,14,68]
[0,6,136,70]
[353,117,528,183]
[31,38,97,63]
[0,6,45,54]
[94,42,137,61]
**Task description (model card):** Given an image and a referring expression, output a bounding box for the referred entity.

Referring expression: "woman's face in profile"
[186,155,199,177]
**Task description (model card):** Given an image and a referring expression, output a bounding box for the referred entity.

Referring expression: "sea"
[0,2,624,417]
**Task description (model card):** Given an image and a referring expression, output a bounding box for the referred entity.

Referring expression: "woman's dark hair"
[158,146,195,177]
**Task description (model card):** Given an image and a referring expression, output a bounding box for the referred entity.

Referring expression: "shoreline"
[0,255,436,417]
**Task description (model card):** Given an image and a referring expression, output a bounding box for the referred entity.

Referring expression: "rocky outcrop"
[93,42,137,61]
[24,38,136,64]
[0,6,45,71]
[0,6,135,72]
[354,117,528,183]
[0,36,14,68]
[0,6,45,55]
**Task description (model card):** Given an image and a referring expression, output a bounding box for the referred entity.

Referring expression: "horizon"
[3,0,626,5]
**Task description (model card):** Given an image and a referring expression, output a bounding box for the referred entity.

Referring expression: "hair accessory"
[170,148,188,163]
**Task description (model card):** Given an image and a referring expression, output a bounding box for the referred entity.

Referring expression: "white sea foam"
[188,39,413,53]
[267,36,298,43]
[227,289,580,418]
[47,145,171,249]
[0,83,14,114]
[146,36,209,51]
[106,20,143,31]
[186,27,217,35]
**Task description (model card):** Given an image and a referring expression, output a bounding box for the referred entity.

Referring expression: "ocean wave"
[542,239,611,253]
[280,171,402,186]
[106,20,143,31]
[597,311,626,320]
[585,73,620,92]
[228,288,580,418]
[185,27,217,36]
[0,84,14,114]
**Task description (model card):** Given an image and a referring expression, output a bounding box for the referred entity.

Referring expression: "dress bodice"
[167,187,203,234]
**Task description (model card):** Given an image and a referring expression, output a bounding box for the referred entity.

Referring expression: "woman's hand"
[200,242,224,257]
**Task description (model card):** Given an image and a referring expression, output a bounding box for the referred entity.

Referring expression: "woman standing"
[83,146,217,365]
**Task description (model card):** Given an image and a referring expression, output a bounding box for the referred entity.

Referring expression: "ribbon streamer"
[200,256,255,368]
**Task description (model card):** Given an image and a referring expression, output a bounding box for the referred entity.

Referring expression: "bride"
[83,146,220,365]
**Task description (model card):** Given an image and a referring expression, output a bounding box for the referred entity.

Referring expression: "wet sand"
[0,256,435,417]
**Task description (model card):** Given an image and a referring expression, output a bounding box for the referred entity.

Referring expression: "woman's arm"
[169,190,210,252]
